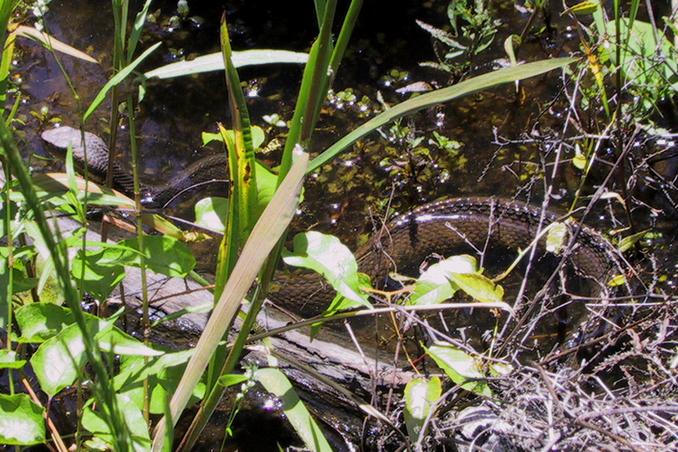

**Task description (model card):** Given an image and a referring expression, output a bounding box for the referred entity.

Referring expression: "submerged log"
[1,169,410,446]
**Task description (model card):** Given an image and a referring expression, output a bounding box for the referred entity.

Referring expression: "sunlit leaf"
[426,344,492,397]
[572,145,587,170]
[410,255,477,305]
[0,394,45,445]
[119,235,196,278]
[71,249,126,302]
[14,25,97,63]
[607,274,626,287]
[15,303,74,343]
[283,231,371,308]
[96,328,163,357]
[448,272,504,303]
[218,374,249,387]
[145,49,309,79]
[404,377,441,440]
[82,393,150,451]
[255,368,331,452]
[195,197,229,233]
[30,318,107,396]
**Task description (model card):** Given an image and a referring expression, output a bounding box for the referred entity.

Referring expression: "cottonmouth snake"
[42,126,621,316]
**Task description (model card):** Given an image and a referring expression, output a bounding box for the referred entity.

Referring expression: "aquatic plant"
[0,0,674,450]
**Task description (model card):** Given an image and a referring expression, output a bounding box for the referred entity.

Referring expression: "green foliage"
[0,350,26,369]
[417,0,500,74]
[283,231,373,309]
[0,394,45,446]
[425,344,492,397]
[82,394,151,451]
[404,377,441,440]
[254,368,332,452]
[410,255,503,305]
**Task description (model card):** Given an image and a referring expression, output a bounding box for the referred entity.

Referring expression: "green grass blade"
[255,368,332,452]
[83,41,161,122]
[151,150,308,451]
[278,0,337,181]
[308,57,576,172]
[144,50,308,79]
[127,0,153,61]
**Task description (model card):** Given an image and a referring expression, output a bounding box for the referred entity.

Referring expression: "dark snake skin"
[42,126,620,315]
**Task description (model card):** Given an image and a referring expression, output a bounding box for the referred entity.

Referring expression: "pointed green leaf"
[447,272,504,303]
[410,255,477,305]
[144,49,308,79]
[426,344,492,397]
[282,231,371,308]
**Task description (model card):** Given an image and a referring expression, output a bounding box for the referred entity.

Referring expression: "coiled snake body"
[42,126,620,315]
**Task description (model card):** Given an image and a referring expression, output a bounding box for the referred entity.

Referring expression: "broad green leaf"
[144,49,309,79]
[117,354,204,415]
[447,272,504,303]
[71,249,126,302]
[253,160,282,214]
[309,58,576,172]
[82,394,150,451]
[15,303,74,343]
[282,231,371,308]
[115,349,194,390]
[96,328,163,357]
[410,255,477,305]
[426,344,492,397]
[0,350,26,369]
[0,394,45,445]
[83,42,162,121]
[30,317,107,396]
[255,368,331,452]
[404,377,441,440]
[120,235,196,278]
[546,222,568,254]
[194,197,229,233]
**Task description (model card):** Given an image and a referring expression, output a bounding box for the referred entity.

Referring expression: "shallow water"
[8,0,678,449]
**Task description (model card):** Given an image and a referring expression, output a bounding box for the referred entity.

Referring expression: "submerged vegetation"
[0,0,676,450]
